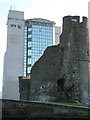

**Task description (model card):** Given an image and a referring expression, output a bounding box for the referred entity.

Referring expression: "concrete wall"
[2,99,90,119]
[2,10,24,100]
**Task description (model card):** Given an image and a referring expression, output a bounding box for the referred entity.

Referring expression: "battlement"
[62,16,88,31]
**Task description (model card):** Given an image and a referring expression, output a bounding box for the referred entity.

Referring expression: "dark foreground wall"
[1,99,90,119]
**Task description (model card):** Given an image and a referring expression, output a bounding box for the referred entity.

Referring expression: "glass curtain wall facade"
[24,18,55,76]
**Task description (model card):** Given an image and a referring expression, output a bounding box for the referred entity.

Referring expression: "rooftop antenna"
[10,5,12,10]
[14,6,15,10]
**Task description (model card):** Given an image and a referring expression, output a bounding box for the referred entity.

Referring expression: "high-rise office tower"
[3,10,61,100]
[24,18,56,76]
[3,10,24,100]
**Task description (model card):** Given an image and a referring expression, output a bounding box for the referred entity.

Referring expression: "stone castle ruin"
[28,16,90,104]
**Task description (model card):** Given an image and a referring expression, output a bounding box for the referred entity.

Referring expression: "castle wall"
[30,16,89,104]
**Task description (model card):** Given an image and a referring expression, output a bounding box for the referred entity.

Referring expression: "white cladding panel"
[8,10,24,20]
[55,26,61,45]
[3,10,24,100]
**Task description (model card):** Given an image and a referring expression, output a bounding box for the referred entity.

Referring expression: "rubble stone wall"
[30,16,89,104]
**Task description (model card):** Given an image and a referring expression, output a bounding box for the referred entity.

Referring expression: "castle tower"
[60,16,89,104]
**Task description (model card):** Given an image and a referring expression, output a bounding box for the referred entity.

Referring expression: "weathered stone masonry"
[19,76,30,100]
[29,16,89,104]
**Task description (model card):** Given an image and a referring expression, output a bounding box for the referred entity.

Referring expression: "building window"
[28,41,31,47]
[28,27,32,31]
[28,34,32,38]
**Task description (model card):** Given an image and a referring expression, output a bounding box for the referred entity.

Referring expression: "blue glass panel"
[28,41,31,47]
[28,34,32,38]
[27,67,30,73]
[28,49,32,55]
[28,28,32,31]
